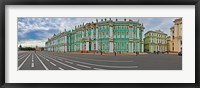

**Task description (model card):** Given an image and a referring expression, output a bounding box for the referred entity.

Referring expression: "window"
[127,32,128,35]
[172,30,174,34]
[180,40,182,45]
[118,26,120,29]
[122,32,124,35]
[173,36,174,39]
[118,32,120,35]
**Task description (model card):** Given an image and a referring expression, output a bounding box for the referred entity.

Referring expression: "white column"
[142,43,144,52]
[80,43,82,50]
[109,26,113,52]
[86,42,89,51]
[137,27,139,39]
[96,28,98,50]
[109,42,113,52]
[96,41,98,51]
[82,31,84,38]
[129,27,132,38]
[86,30,88,38]
[131,43,134,53]
[129,43,131,52]
[110,26,113,38]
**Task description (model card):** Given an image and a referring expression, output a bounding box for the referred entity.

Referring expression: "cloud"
[18,17,178,47]
[18,40,46,48]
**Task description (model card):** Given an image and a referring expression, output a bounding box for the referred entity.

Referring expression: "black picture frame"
[0,0,199,88]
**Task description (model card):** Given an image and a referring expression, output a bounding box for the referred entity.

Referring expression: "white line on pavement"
[65,61,73,64]
[35,53,49,70]
[18,54,26,58]
[18,53,31,70]
[93,68,106,70]
[40,54,80,70]
[50,62,56,66]
[52,55,138,69]
[46,59,50,62]
[18,53,29,61]
[58,67,64,70]
[31,53,34,67]
[32,63,34,67]
[58,54,133,63]
[76,64,91,68]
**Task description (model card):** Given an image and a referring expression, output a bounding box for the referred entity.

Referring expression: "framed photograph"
[0,0,199,88]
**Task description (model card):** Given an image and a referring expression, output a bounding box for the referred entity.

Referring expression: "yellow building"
[169,18,182,53]
[167,36,171,52]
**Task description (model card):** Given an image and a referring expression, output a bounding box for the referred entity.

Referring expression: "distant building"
[169,18,182,53]
[35,46,44,51]
[45,18,145,53]
[144,30,167,53]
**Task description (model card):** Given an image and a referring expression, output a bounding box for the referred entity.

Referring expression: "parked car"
[178,51,182,56]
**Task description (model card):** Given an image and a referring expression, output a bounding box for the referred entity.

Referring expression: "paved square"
[18,51,182,70]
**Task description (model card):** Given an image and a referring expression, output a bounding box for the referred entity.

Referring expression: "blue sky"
[18,17,178,47]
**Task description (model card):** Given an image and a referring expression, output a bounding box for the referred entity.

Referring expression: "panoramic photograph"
[18,17,182,70]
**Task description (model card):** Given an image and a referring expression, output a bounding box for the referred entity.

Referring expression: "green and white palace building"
[45,18,145,53]
[144,30,167,53]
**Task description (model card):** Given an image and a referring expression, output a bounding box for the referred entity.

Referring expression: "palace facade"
[144,30,167,53]
[168,18,182,53]
[45,18,145,53]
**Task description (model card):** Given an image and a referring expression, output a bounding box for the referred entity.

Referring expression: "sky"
[18,17,178,47]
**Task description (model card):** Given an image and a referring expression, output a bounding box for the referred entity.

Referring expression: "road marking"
[40,54,80,70]
[32,63,34,67]
[18,53,29,61]
[65,61,73,64]
[58,67,64,70]
[53,55,138,69]
[46,59,50,62]
[76,64,91,68]
[18,53,31,70]
[93,68,106,70]
[31,54,34,67]
[58,54,133,63]
[50,62,56,66]
[18,54,26,58]
[35,53,49,70]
